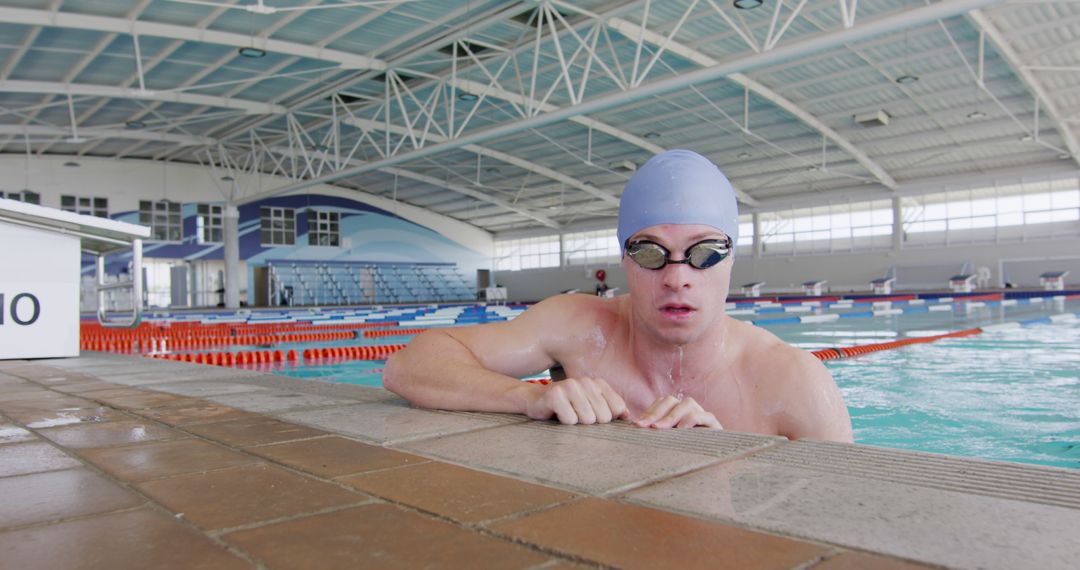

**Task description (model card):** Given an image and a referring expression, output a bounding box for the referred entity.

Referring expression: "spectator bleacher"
[266,260,475,306]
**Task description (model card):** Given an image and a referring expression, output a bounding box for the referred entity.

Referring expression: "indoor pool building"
[1,1,1079,569]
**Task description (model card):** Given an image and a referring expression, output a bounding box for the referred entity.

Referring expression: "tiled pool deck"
[2,353,1078,569]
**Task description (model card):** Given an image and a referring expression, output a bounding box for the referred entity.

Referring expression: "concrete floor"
[2,353,1078,569]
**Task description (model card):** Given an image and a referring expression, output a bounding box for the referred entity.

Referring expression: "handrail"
[94,238,144,328]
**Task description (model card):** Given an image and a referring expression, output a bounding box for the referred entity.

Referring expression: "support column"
[752,212,763,258]
[892,197,903,252]
[223,204,241,309]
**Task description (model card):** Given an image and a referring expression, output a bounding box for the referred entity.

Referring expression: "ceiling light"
[1019,134,1033,142]
[895,75,919,85]
[733,0,763,9]
[238,46,267,58]
[966,110,987,120]
[485,167,501,174]
[221,175,235,182]
[643,131,661,139]
[63,161,80,168]
[1059,153,1071,159]
[806,165,818,171]
[737,152,752,159]
[125,120,146,129]
[457,92,478,102]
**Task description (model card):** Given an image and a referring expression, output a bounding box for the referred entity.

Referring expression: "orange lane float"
[812,327,982,361]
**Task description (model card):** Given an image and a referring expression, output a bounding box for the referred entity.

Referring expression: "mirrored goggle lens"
[627,242,668,269]
[687,241,730,269]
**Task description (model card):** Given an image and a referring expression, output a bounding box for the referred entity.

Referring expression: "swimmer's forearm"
[382,331,540,414]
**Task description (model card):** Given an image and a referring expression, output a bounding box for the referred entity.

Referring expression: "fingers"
[634,395,680,427]
[636,396,722,429]
[532,377,624,425]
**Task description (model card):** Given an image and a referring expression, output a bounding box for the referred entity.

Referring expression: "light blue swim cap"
[617,149,739,250]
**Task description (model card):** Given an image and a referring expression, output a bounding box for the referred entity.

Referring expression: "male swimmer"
[385,149,853,442]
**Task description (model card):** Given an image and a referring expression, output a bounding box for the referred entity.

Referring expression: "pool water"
[272,299,1080,470]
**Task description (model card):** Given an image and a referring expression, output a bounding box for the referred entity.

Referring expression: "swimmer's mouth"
[660,303,696,315]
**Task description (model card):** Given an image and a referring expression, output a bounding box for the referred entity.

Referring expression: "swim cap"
[617,149,739,250]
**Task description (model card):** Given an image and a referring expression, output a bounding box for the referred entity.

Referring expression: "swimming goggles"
[624,236,732,270]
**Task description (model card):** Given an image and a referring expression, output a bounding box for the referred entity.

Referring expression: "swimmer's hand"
[634,395,722,429]
[524,377,629,425]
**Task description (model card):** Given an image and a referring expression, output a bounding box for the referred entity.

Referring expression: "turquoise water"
[270,299,1080,470]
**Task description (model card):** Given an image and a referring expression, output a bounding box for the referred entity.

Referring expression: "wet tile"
[8,405,129,428]
[0,468,144,528]
[812,552,936,570]
[0,424,35,444]
[184,416,327,447]
[492,498,826,570]
[38,419,184,449]
[136,401,257,426]
[625,459,1080,570]
[224,503,548,569]
[0,508,253,569]
[398,422,721,494]
[80,439,260,482]
[137,463,366,530]
[340,461,578,524]
[277,400,518,445]
[0,442,81,477]
[250,436,426,478]
[206,390,358,413]
[83,388,199,410]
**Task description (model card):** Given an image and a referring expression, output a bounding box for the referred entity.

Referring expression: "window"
[61,195,109,218]
[260,206,295,246]
[2,190,40,204]
[902,177,1080,244]
[307,210,340,246]
[138,200,182,242]
[494,235,560,271]
[736,215,754,254]
[563,228,619,266]
[760,201,892,255]
[196,204,224,244]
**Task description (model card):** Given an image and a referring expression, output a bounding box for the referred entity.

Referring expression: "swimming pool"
[99,295,1078,469]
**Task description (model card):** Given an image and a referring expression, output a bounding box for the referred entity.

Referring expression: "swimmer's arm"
[383,304,556,414]
[776,351,854,443]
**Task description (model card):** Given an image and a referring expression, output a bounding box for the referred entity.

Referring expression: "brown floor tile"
[224,503,548,569]
[340,461,578,524]
[250,436,426,478]
[0,468,144,529]
[0,442,81,477]
[0,508,253,569]
[0,392,95,410]
[184,416,326,447]
[491,498,828,570]
[50,380,124,394]
[1,364,70,381]
[812,552,937,570]
[84,388,199,410]
[6,405,130,428]
[137,401,257,426]
[0,423,36,444]
[0,382,48,395]
[80,438,260,482]
[137,463,366,530]
[38,419,184,449]
[31,374,107,388]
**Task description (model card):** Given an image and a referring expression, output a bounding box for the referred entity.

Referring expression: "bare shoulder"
[728,318,853,443]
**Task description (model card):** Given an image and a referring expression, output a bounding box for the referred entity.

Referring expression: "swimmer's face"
[623,223,732,346]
